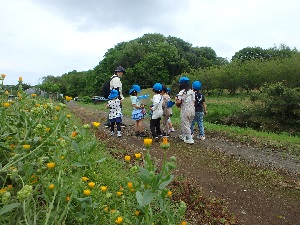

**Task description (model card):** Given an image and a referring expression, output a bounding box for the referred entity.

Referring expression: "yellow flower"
[54,115,58,120]
[1,73,6,78]
[134,210,140,216]
[135,153,142,159]
[115,217,123,224]
[65,96,72,101]
[181,222,187,225]
[30,174,38,184]
[60,155,65,159]
[83,189,91,196]
[66,196,70,202]
[10,144,15,150]
[124,155,131,162]
[49,184,55,190]
[66,114,71,118]
[71,131,77,137]
[23,144,30,149]
[104,206,109,211]
[18,77,22,82]
[7,184,13,189]
[144,138,153,147]
[130,188,136,192]
[92,122,100,127]
[31,93,37,97]
[116,191,123,196]
[4,90,9,95]
[167,190,172,197]
[55,106,61,111]
[3,102,10,107]
[45,127,50,132]
[47,162,55,169]
[100,186,108,192]
[88,182,96,188]
[82,177,89,182]
[127,182,133,189]
[36,103,41,107]
[0,188,7,193]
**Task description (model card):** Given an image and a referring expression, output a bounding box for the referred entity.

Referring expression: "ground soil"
[67,101,300,225]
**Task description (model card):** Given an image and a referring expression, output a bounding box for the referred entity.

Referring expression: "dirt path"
[67,102,300,225]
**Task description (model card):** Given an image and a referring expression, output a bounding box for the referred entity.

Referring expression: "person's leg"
[150,119,156,138]
[116,122,121,137]
[110,122,115,136]
[161,116,169,136]
[156,118,162,136]
[197,112,205,139]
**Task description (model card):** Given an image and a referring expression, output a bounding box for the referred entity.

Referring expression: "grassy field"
[87,88,300,156]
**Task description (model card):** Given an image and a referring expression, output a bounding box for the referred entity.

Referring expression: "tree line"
[35,33,298,98]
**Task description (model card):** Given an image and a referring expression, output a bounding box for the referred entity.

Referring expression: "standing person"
[129,84,147,137]
[105,66,126,128]
[106,89,122,137]
[150,83,163,141]
[175,76,195,144]
[161,84,172,137]
[191,80,207,140]
[166,87,175,132]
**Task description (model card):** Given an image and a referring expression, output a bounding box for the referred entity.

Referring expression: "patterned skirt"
[132,108,146,121]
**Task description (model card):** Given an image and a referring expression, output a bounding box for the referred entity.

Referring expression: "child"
[191,80,207,140]
[150,83,163,141]
[166,87,175,132]
[175,76,195,144]
[161,84,172,137]
[106,89,122,137]
[129,84,147,137]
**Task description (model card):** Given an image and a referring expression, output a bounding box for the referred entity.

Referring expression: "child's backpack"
[102,76,117,99]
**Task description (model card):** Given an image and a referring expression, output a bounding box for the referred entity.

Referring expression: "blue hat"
[129,84,141,94]
[167,87,171,93]
[179,76,190,83]
[192,81,202,90]
[108,89,119,100]
[153,83,163,91]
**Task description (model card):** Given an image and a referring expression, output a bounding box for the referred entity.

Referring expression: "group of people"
[105,66,207,144]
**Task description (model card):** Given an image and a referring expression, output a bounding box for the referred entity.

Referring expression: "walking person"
[105,66,126,128]
[129,84,147,137]
[191,80,207,140]
[106,89,122,137]
[150,83,163,141]
[175,76,195,144]
[166,87,175,132]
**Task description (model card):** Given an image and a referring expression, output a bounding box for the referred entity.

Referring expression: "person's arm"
[203,102,207,115]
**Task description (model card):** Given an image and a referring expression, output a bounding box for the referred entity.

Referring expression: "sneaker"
[179,135,186,141]
[184,138,194,144]
[105,124,110,128]
[197,136,206,140]
[139,132,147,137]
[162,133,169,137]
[154,136,160,142]
[169,127,175,132]
[117,131,122,138]
[135,131,140,137]
[110,131,114,136]
[120,123,126,128]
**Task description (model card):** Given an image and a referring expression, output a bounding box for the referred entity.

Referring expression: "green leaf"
[95,158,106,163]
[72,162,87,168]
[75,197,92,205]
[158,175,174,189]
[0,203,21,215]
[71,141,81,154]
[142,190,156,206]
[136,191,144,207]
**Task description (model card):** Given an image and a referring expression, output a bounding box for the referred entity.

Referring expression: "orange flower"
[124,155,131,162]
[143,138,153,147]
[134,210,140,216]
[71,131,77,137]
[181,222,187,225]
[7,184,13,189]
[1,73,6,78]
[31,93,37,97]
[45,127,50,132]
[66,196,70,202]
[83,189,91,196]
[167,190,172,197]
[160,137,170,149]
[47,162,55,169]
[3,102,10,107]
[127,182,133,189]
[135,153,142,159]
[18,77,22,82]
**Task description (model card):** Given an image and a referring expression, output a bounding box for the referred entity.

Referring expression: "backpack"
[102,76,117,99]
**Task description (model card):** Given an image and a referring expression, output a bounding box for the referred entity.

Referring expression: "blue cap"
[179,76,190,83]
[192,81,202,90]
[108,89,119,100]
[129,84,141,94]
[167,87,171,93]
[153,83,163,91]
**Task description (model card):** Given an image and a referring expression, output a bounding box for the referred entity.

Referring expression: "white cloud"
[1,0,299,85]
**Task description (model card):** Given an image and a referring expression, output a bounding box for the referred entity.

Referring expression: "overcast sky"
[1,0,299,85]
